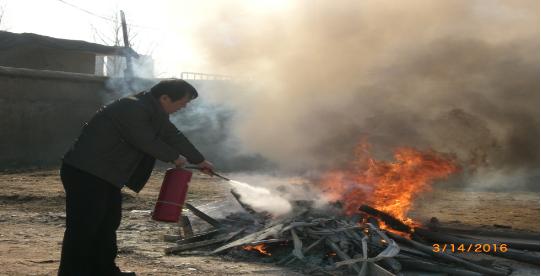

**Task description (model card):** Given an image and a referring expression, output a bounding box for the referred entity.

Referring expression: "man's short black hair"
[150,78,198,101]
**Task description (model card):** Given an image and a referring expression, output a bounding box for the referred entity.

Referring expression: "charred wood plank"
[222,226,248,244]
[415,227,502,247]
[359,205,411,233]
[348,213,365,225]
[410,232,430,246]
[377,257,401,274]
[366,262,396,276]
[230,189,256,213]
[397,257,484,276]
[325,238,363,274]
[485,247,540,266]
[185,202,222,228]
[277,236,326,265]
[367,217,380,229]
[176,229,220,245]
[384,231,507,276]
[165,235,228,254]
[439,225,540,250]
[416,227,539,265]
[211,223,284,254]
[436,227,540,241]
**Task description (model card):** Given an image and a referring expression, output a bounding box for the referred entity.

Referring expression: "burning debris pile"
[162,196,538,276]
[159,142,538,275]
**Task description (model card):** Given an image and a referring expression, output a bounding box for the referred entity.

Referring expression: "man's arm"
[159,119,205,164]
[159,120,215,176]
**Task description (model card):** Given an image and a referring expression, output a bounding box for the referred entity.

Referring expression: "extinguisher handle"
[175,165,185,169]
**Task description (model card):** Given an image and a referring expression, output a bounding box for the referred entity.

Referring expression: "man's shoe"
[109,271,136,276]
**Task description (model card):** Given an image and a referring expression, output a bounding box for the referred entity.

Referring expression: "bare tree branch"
[90,8,162,77]
[0,2,12,31]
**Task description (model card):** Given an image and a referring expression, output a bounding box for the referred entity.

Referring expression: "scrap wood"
[482,247,540,266]
[359,205,411,233]
[367,217,381,230]
[348,213,365,225]
[230,189,256,213]
[249,238,289,245]
[221,226,248,244]
[175,229,220,245]
[305,225,363,236]
[212,208,311,254]
[165,235,228,254]
[365,262,398,276]
[160,233,181,242]
[333,223,400,267]
[397,257,484,276]
[455,236,539,252]
[325,238,364,275]
[415,227,539,265]
[185,202,222,228]
[277,236,326,265]
[345,229,369,254]
[377,257,402,275]
[436,227,540,241]
[385,231,508,276]
[409,232,430,246]
[211,223,284,254]
[267,208,309,228]
[439,226,541,251]
[415,227,502,247]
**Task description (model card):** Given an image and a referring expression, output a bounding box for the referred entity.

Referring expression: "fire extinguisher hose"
[180,166,231,182]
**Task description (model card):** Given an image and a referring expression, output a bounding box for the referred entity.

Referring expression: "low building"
[0,31,129,74]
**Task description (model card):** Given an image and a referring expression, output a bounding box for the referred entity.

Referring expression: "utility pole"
[120,10,134,79]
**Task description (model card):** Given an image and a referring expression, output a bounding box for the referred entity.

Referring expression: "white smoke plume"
[178,0,539,191]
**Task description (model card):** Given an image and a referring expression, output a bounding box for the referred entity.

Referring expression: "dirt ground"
[0,167,539,276]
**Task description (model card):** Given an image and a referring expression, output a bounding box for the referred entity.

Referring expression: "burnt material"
[230,189,256,213]
[348,213,365,225]
[179,215,194,238]
[358,205,411,233]
[398,258,485,276]
[385,231,508,276]
[415,227,540,265]
[185,202,222,228]
[158,199,530,276]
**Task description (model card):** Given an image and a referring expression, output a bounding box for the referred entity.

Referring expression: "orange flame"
[243,244,271,255]
[321,138,461,222]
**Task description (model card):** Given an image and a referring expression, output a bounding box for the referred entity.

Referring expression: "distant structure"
[101,54,154,78]
[0,31,130,74]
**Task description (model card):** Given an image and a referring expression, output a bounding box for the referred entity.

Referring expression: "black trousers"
[58,163,123,276]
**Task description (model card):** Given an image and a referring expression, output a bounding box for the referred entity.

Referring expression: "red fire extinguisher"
[151,167,192,223]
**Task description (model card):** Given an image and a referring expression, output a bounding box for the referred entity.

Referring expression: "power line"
[57,0,116,22]
[56,0,251,31]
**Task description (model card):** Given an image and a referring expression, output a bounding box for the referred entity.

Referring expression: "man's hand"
[196,160,214,177]
[171,155,187,168]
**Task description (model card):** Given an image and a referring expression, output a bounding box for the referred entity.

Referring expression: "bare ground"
[0,167,539,276]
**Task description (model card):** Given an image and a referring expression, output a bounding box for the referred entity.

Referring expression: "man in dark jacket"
[58,79,214,276]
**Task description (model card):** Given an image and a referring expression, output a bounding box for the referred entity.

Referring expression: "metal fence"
[180,72,250,81]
